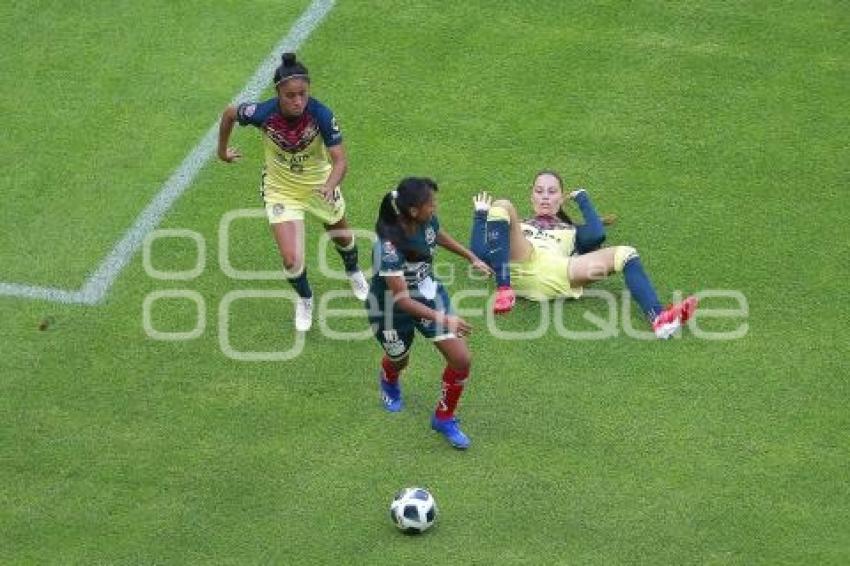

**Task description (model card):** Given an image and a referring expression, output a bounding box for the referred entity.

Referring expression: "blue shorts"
[366,284,454,361]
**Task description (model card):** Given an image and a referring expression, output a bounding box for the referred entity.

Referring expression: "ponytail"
[375,177,439,259]
[376,190,405,247]
[556,208,574,225]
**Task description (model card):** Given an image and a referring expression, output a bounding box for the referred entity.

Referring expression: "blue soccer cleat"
[379,375,403,412]
[430,416,471,449]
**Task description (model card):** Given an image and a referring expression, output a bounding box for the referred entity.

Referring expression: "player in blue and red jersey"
[470,170,698,339]
[366,177,492,449]
[217,52,368,332]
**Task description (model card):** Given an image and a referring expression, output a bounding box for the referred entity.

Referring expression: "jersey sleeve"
[309,99,343,147]
[236,98,278,127]
[377,240,404,276]
[235,101,262,126]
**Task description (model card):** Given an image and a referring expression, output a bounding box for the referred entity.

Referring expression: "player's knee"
[280,248,303,272]
[282,258,305,277]
[489,199,516,220]
[330,230,354,250]
[334,236,354,251]
[447,351,471,372]
[613,246,639,272]
[488,200,514,223]
[385,354,409,372]
[492,198,514,210]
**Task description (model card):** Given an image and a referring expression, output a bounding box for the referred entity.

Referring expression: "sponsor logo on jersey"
[382,330,406,357]
[382,241,399,264]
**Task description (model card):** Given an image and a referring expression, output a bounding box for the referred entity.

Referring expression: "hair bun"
[281,52,297,66]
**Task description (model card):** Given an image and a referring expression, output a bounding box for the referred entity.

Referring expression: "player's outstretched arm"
[217,105,242,163]
[436,230,494,277]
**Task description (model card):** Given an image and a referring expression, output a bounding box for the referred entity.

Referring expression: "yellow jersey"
[236,96,342,199]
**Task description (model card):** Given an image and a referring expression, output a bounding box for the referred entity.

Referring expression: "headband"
[275,73,309,85]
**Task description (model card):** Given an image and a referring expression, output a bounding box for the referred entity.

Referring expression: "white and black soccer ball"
[389,487,437,534]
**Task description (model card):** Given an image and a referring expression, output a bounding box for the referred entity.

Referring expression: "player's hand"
[443,315,472,338]
[470,255,494,277]
[219,147,242,163]
[473,191,493,212]
[317,185,336,203]
[569,188,587,200]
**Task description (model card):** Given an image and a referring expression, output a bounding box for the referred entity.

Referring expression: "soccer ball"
[389,487,437,534]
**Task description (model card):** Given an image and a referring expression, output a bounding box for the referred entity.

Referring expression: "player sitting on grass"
[365,177,492,449]
[469,170,697,339]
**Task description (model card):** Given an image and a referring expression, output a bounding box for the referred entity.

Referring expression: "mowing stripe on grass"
[0,0,336,306]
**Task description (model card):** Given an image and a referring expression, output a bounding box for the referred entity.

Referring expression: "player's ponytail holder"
[390,190,400,215]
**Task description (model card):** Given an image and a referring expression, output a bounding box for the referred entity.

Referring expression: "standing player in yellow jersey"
[217,52,368,332]
[469,170,698,339]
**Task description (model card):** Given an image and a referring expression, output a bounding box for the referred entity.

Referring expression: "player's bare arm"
[385,274,472,336]
[217,105,242,162]
[436,230,493,277]
[319,144,347,202]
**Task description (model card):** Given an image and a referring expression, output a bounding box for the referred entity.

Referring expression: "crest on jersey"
[425,226,436,245]
[331,116,340,133]
[243,103,256,118]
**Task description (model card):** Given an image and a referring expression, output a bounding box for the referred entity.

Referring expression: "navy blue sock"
[487,219,511,288]
[288,267,313,299]
[469,210,489,259]
[335,242,359,273]
[573,190,606,253]
[623,257,662,320]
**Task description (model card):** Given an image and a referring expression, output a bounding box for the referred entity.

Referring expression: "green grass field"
[2,0,848,563]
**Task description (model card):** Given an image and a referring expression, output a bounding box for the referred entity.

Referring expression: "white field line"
[0,0,336,306]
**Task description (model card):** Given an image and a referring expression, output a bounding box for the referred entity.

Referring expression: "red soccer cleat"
[493,286,516,314]
[679,295,699,324]
[652,295,698,339]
